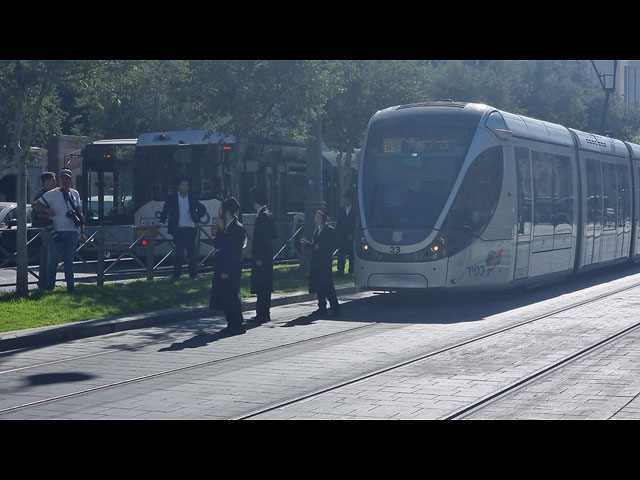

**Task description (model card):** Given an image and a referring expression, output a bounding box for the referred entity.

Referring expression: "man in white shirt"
[32,168,85,292]
[159,177,205,280]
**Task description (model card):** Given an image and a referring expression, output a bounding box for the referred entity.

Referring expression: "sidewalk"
[0,284,361,353]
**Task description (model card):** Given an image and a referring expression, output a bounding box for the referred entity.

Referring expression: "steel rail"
[233,279,640,420]
[6,277,640,419]
[0,322,378,416]
[445,318,640,420]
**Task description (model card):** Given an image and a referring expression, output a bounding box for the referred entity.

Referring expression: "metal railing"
[0,220,323,288]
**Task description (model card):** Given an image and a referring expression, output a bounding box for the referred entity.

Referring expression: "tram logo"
[485,247,503,277]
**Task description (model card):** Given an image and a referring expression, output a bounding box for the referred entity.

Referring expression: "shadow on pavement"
[281,263,640,327]
[24,372,95,386]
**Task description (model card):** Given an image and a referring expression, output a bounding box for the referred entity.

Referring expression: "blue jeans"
[47,231,78,290]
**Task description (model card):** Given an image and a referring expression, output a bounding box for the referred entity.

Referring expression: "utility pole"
[591,60,618,136]
[302,114,326,267]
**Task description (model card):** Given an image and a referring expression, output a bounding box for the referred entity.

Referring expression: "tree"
[191,60,335,204]
[0,60,117,296]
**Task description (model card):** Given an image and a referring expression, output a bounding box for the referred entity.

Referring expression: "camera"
[43,219,61,242]
[32,209,61,242]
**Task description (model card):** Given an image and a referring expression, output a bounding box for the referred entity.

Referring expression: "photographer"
[33,168,85,293]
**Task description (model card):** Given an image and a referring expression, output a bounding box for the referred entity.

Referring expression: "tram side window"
[443,146,504,247]
[602,162,617,231]
[532,151,554,236]
[586,159,603,230]
[616,164,631,231]
[553,154,573,234]
[515,147,532,235]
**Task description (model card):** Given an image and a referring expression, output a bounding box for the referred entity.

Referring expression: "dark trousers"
[337,242,354,274]
[173,227,198,278]
[255,288,272,319]
[317,281,339,311]
[209,273,220,310]
[223,288,244,327]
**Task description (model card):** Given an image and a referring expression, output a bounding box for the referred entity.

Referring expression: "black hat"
[222,197,240,215]
[250,187,269,206]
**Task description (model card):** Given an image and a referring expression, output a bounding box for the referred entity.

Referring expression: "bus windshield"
[133,144,229,208]
[363,123,474,232]
[83,143,136,224]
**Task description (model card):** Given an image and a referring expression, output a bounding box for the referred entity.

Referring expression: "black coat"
[336,205,356,248]
[305,224,337,294]
[217,217,246,294]
[159,192,206,235]
[251,206,277,293]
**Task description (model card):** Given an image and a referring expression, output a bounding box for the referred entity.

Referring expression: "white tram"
[355,101,640,291]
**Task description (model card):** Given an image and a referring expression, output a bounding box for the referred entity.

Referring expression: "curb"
[0,285,363,353]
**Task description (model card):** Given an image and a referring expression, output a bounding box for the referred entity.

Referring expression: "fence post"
[97,228,105,286]
[146,233,155,281]
[38,229,48,290]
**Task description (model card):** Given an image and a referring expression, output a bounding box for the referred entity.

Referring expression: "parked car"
[0,202,41,265]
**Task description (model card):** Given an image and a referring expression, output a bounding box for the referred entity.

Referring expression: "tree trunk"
[15,152,29,296]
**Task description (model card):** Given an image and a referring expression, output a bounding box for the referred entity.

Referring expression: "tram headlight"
[360,235,370,252]
[426,236,446,259]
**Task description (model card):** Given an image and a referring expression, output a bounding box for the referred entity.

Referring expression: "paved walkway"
[3,265,640,419]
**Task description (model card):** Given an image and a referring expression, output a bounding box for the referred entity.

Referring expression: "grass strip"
[0,261,353,332]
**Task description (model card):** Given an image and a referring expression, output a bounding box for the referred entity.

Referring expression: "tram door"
[514,147,532,279]
[635,164,640,256]
[584,158,603,266]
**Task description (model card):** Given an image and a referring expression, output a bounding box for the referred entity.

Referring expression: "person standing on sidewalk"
[215,197,247,336]
[248,187,277,324]
[32,171,57,289]
[300,209,341,317]
[336,190,356,276]
[33,171,57,203]
[32,168,86,293]
[159,177,206,280]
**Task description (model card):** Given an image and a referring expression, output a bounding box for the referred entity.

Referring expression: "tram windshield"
[362,122,474,237]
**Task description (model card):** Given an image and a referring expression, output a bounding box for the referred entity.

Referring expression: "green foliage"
[2,59,640,155]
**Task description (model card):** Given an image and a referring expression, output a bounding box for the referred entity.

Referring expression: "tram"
[355,101,640,291]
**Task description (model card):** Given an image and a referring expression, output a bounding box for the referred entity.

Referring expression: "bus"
[81,130,349,260]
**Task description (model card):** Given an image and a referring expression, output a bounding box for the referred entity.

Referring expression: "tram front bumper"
[355,257,448,290]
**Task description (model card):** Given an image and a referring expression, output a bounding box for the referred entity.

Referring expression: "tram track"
[3,277,640,418]
[234,279,640,420]
[0,321,379,416]
[443,316,640,419]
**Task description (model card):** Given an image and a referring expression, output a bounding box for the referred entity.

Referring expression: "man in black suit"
[159,177,206,280]
[336,190,356,275]
[215,197,247,335]
[300,209,341,317]
[248,187,277,324]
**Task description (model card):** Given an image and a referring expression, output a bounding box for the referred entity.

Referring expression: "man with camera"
[32,168,85,293]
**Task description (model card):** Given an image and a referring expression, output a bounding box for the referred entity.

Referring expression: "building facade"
[591,60,640,110]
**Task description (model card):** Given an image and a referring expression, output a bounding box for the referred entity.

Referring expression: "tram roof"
[567,128,629,157]
[624,140,640,160]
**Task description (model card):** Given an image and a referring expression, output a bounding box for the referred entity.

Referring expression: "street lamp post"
[591,60,618,136]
